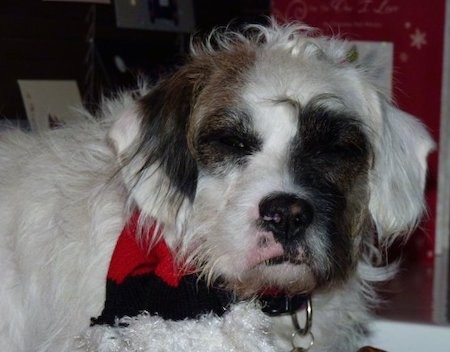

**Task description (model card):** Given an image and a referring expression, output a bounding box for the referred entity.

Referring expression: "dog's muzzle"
[259,192,313,249]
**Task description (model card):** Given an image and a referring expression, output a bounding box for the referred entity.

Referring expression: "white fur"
[0,22,434,351]
[0,115,126,351]
[75,303,276,352]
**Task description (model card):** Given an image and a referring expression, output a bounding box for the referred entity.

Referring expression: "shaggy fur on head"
[0,22,433,352]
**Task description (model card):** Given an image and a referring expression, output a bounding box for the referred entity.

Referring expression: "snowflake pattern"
[410,28,427,49]
[399,52,409,62]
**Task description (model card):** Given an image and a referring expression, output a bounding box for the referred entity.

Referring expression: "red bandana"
[107,211,187,287]
[91,212,233,325]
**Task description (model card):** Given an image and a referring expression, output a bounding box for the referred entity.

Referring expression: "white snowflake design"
[410,28,427,49]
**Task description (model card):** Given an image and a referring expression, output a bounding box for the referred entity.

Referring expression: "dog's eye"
[197,129,261,160]
[329,143,365,157]
[307,140,366,162]
[209,135,254,155]
[218,136,247,150]
[314,145,364,162]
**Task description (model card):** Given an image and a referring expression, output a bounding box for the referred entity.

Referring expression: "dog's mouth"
[264,255,303,266]
[233,253,316,298]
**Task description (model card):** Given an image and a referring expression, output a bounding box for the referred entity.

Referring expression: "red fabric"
[107,212,186,287]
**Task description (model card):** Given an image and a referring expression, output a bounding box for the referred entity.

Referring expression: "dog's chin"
[225,261,317,298]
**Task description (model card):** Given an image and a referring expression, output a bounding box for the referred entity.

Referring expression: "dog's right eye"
[201,132,260,156]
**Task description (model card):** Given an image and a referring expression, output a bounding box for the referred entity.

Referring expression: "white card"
[18,80,83,131]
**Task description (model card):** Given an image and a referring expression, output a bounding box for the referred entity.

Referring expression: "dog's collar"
[259,293,310,316]
[261,293,314,351]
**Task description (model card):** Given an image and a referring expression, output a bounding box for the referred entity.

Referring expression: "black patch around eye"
[317,134,368,160]
[300,108,368,159]
[289,106,370,191]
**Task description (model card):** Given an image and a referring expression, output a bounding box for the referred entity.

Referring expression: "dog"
[0,22,434,352]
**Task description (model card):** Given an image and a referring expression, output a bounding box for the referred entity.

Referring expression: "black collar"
[259,294,310,316]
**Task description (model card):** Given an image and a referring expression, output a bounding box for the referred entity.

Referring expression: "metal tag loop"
[291,295,312,336]
[290,296,313,352]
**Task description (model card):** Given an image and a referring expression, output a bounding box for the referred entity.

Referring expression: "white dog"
[0,22,433,352]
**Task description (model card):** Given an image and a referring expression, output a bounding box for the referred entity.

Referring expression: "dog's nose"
[259,193,313,242]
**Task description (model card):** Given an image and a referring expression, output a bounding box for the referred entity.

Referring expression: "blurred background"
[0,0,270,121]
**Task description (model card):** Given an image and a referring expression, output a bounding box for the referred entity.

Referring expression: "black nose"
[259,193,313,243]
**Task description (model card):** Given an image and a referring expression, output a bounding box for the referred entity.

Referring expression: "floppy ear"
[108,65,208,219]
[368,99,435,244]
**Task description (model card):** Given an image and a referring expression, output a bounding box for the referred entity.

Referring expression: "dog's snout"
[259,193,313,242]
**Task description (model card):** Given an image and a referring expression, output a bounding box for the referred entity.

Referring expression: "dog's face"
[109,24,433,298]
[187,63,373,296]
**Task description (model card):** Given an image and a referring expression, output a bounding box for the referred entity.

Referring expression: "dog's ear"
[109,64,208,218]
[108,106,141,155]
[368,99,435,244]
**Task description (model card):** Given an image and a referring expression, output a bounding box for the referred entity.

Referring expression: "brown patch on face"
[185,45,257,162]
[343,182,371,237]
[192,108,262,171]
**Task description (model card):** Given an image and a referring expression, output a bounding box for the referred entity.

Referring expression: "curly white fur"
[75,303,276,352]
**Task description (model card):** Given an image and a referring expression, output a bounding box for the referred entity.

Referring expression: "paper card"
[18,80,83,131]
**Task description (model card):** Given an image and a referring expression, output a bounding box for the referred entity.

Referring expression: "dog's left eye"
[325,143,366,158]
[217,136,248,151]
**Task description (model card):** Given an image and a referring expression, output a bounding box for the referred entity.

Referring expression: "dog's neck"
[259,293,310,316]
[92,211,311,326]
